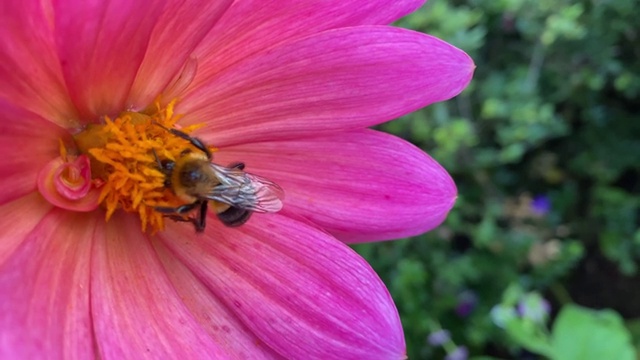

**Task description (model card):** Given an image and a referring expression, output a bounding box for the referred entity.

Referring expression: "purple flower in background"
[455,291,478,317]
[445,346,469,360]
[517,293,551,323]
[427,329,451,346]
[531,195,551,216]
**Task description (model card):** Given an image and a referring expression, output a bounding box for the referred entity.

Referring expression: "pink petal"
[52,0,166,119]
[0,99,67,205]
[0,193,52,266]
[126,0,232,109]
[151,237,283,359]
[0,0,76,125]
[210,129,456,243]
[160,214,405,359]
[189,0,425,90]
[90,212,227,358]
[0,208,96,359]
[180,26,474,146]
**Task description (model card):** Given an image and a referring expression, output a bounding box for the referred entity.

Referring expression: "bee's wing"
[205,163,284,213]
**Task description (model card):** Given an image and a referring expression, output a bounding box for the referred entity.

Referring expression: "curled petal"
[211,129,457,243]
[37,155,101,212]
[161,56,199,104]
[160,214,405,359]
[181,26,474,146]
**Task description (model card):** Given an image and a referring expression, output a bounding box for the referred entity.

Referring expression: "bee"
[153,126,284,231]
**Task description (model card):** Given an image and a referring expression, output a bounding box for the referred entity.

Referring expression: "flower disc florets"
[71,100,209,232]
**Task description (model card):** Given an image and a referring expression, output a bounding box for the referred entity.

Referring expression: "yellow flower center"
[71,99,211,233]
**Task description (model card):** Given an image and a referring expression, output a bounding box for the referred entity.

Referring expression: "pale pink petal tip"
[37,155,101,212]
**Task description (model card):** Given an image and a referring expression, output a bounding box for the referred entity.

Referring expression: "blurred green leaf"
[551,305,636,360]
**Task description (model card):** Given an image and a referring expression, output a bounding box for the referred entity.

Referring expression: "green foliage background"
[354,0,640,358]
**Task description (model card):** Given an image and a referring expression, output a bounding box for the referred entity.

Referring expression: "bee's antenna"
[151,149,162,168]
[154,123,211,159]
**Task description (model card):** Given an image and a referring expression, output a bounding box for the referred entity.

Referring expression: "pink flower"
[0,0,473,358]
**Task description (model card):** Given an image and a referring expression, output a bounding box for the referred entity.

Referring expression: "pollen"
[72,99,209,233]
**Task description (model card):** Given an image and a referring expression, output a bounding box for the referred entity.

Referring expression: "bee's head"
[178,160,209,188]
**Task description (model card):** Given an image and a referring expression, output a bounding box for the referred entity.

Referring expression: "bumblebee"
[154,127,284,231]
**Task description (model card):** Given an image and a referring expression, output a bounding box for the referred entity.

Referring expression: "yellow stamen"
[71,99,211,233]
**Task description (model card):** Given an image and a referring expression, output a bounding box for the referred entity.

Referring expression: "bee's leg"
[156,201,207,232]
[155,201,200,215]
[227,162,245,170]
[165,214,196,223]
[194,201,208,232]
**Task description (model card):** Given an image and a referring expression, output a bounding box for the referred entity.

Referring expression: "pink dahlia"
[0,0,473,358]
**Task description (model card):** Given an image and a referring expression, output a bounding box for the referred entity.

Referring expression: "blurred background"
[353,1,640,358]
